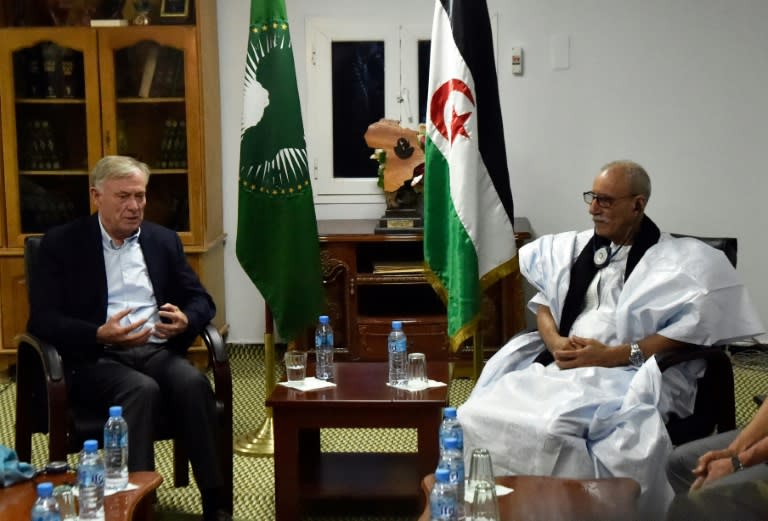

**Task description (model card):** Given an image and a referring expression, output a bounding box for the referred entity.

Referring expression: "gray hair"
[90,155,150,190]
[601,159,651,199]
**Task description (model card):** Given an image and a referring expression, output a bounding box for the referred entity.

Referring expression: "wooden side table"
[0,471,163,521]
[267,361,450,520]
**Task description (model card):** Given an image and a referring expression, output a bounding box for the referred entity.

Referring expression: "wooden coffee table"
[267,361,450,520]
[0,471,162,521]
[418,473,640,521]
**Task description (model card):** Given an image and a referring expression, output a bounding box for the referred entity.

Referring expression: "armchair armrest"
[198,322,233,513]
[16,332,65,381]
[14,332,72,461]
[654,345,735,444]
[654,344,729,372]
[201,323,227,365]
[200,324,231,404]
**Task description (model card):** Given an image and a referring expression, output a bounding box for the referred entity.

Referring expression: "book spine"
[138,46,159,98]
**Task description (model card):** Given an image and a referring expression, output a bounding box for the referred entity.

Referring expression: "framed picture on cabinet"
[159,0,192,24]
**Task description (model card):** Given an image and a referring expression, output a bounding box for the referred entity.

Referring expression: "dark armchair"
[14,235,233,514]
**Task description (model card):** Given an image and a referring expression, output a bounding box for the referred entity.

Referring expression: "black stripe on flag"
[438,0,515,224]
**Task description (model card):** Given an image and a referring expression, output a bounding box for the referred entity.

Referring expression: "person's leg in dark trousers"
[66,355,161,470]
[666,430,768,521]
[140,347,225,518]
[666,475,768,521]
[666,430,740,492]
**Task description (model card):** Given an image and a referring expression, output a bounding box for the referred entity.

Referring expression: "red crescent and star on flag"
[429,79,476,144]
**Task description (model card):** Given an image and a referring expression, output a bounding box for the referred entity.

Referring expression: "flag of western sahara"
[424,0,517,351]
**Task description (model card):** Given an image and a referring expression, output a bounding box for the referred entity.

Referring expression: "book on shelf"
[372,261,425,275]
[159,119,175,168]
[24,48,43,98]
[158,118,187,169]
[90,19,129,27]
[58,48,80,98]
[41,43,59,98]
[150,47,184,97]
[173,120,188,168]
[22,120,61,170]
[138,46,159,98]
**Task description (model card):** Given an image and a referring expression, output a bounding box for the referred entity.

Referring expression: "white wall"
[218,0,768,343]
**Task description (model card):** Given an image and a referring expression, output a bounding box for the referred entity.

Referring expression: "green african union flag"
[236,0,324,341]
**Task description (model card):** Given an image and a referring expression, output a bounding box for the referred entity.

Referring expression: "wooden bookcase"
[0,0,225,371]
[299,219,531,371]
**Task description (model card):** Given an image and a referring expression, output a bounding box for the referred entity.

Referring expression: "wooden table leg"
[416,407,441,478]
[273,412,301,521]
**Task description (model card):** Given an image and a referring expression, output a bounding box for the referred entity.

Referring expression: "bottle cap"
[83,439,98,452]
[319,315,329,324]
[435,467,451,482]
[443,406,457,418]
[37,482,54,497]
[109,405,122,417]
[392,320,402,329]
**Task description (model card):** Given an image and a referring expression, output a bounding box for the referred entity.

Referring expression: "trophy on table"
[364,119,425,234]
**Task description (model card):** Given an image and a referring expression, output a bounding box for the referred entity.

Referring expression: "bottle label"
[388,336,407,353]
[31,503,62,521]
[315,332,333,348]
[79,466,105,487]
[440,426,464,450]
[448,467,464,485]
[430,494,457,519]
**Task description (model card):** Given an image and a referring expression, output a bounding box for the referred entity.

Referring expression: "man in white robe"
[458,160,764,517]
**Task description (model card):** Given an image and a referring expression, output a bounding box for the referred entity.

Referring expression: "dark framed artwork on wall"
[159,0,193,24]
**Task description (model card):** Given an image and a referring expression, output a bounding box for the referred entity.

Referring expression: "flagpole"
[473,325,484,380]
[234,305,276,457]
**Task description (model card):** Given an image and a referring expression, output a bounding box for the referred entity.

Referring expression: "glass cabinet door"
[0,28,101,247]
[97,26,201,245]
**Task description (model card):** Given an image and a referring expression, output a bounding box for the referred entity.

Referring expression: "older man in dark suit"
[28,155,229,521]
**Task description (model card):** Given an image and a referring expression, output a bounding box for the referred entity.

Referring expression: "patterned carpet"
[0,344,472,521]
[0,344,766,520]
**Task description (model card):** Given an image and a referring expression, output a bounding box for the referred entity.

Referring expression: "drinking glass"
[407,352,428,390]
[284,351,307,382]
[53,484,78,520]
[467,447,495,500]
[469,480,500,521]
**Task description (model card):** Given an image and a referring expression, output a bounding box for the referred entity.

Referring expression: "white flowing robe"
[458,230,764,517]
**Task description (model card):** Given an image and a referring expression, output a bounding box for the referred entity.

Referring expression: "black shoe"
[201,487,231,521]
[203,510,232,521]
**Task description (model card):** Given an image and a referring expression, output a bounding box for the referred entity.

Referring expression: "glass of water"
[284,350,307,382]
[407,352,428,390]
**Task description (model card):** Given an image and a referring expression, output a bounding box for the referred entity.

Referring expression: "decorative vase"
[132,1,150,25]
[133,10,149,24]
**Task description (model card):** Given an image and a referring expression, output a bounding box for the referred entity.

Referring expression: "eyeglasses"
[582,191,637,208]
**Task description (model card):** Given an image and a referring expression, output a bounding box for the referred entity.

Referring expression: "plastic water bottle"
[104,405,129,491]
[30,482,61,521]
[438,436,465,519]
[439,407,464,452]
[78,439,105,521]
[315,315,334,380]
[387,320,407,386]
[430,467,458,521]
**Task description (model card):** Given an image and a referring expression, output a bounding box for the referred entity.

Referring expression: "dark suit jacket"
[28,214,215,363]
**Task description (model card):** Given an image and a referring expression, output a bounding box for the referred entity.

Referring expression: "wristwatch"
[629,343,645,367]
[731,455,745,472]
